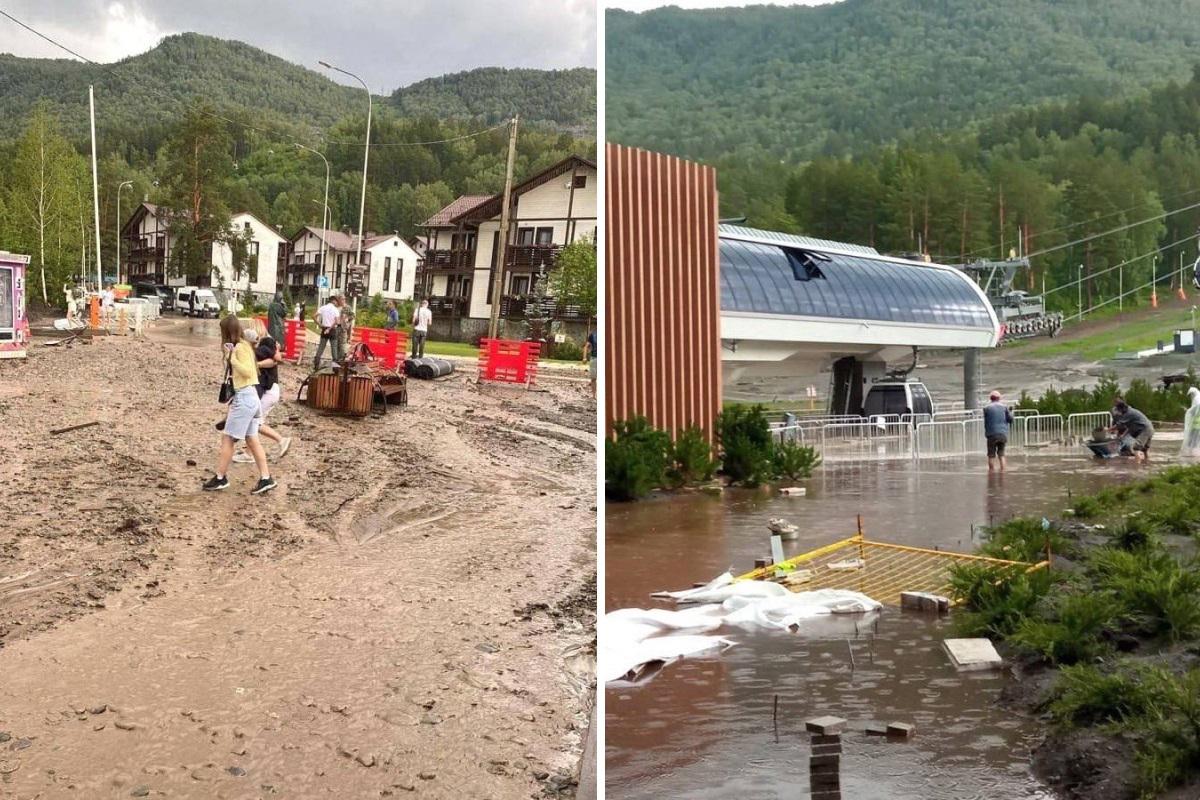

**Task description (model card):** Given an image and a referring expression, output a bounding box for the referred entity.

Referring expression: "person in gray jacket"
[983,390,1014,472]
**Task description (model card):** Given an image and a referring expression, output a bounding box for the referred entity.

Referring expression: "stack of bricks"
[805,716,845,800]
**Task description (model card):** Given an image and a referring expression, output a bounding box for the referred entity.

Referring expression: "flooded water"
[605,452,1171,800]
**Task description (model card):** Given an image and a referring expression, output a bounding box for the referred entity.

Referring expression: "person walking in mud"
[204,315,277,495]
[313,294,340,369]
[1109,399,1154,462]
[584,329,597,397]
[984,390,1013,472]
[412,298,431,358]
[233,327,292,463]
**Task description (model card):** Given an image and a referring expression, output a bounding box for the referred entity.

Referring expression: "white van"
[176,287,220,318]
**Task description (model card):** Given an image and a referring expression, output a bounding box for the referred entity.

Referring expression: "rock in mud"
[226,765,246,776]
[355,752,376,768]
[418,771,436,780]
[130,786,149,797]
[113,720,138,731]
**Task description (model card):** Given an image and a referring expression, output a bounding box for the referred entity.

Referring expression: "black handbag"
[218,359,235,404]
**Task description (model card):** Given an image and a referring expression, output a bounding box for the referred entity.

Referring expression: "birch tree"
[9,106,77,303]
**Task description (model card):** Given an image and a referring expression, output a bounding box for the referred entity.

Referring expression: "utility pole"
[116,180,132,285]
[89,86,103,291]
[488,114,519,340]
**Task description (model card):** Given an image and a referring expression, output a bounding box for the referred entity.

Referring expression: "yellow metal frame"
[736,533,1049,607]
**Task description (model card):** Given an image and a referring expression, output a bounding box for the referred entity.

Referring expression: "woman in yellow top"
[203,315,277,494]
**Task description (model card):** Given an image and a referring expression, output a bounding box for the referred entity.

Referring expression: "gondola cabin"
[0,252,30,359]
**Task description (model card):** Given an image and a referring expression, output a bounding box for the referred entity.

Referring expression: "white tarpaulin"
[603,572,882,683]
[1182,387,1200,458]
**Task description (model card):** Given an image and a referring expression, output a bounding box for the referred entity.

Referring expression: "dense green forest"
[0,33,596,142]
[786,66,1200,312]
[0,34,595,304]
[606,0,1200,227]
[390,68,596,133]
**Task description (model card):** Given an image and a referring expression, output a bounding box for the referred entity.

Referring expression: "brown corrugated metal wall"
[604,143,721,440]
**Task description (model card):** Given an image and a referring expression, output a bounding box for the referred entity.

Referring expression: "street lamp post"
[115,180,132,285]
[319,60,371,322]
[295,143,331,296]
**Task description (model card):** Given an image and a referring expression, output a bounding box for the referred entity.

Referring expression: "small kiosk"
[0,251,31,359]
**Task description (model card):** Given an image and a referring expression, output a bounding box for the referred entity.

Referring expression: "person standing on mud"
[267,291,287,343]
[233,328,291,463]
[313,294,340,369]
[984,390,1013,472]
[204,315,277,495]
[1109,400,1154,462]
[384,300,399,331]
[584,329,597,397]
[412,299,431,358]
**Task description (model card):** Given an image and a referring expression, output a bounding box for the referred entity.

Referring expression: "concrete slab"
[779,486,807,496]
[901,591,950,614]
[805,716,847,735]
[943,638,1004,671]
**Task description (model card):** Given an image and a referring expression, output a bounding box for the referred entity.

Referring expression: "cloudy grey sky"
[0,0,596,93]
[610,1,834,9]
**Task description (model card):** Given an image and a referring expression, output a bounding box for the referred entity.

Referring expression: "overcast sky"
[609,1,835,9]
[0,0,596,93]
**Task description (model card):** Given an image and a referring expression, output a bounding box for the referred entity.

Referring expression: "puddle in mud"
[605,452,1175,800]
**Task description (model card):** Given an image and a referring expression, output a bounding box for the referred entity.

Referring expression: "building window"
[516,227,535,246]
[511,275,530,295]
[536,227,554,245]
[397,258,404,292]
[248,242,259,283]
[383,257,391,292]
[572,174,587,189]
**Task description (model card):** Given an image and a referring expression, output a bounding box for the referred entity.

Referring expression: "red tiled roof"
[296,226,399,252]
[421,195,493,228]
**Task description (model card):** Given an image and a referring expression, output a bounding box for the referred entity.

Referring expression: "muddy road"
[0,324,596,799]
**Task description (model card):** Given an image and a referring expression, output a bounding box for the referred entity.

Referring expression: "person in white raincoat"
[1182,387,1200,458]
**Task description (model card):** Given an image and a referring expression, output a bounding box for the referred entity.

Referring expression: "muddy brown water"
[605,453,1177,800]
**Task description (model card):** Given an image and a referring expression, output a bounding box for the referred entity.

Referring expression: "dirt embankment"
[0,326,596,799]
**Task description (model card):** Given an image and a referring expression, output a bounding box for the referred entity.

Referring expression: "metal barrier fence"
[770,411,1070,461]
[1067,412,1112,441]
[932,409,982,423]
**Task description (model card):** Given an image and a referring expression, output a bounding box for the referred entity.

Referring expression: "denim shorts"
[224,386,262,441]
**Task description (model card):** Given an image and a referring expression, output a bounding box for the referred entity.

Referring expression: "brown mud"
[0,325,596,799]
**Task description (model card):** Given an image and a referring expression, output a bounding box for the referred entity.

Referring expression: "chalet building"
[287,227,418,302]
[417,154,596,341]
[120,204,288,303]
[211,212,289,300]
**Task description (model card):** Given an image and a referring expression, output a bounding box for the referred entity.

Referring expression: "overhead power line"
[1043,230,1199,297]
[1026,199,1200,259]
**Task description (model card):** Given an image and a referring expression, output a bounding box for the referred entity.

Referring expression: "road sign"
[317,275,330,289]
[346,266,367,299]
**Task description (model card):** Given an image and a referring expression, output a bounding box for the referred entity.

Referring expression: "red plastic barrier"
[281,318,308,363]
[351,326,407,369]
[478,338,540,385]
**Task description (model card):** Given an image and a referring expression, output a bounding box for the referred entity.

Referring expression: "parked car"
[132,283,173,313]
[175,287,220,318]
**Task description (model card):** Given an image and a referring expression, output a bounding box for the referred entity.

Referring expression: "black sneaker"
[251,477,278,495]
[202,476,229,491]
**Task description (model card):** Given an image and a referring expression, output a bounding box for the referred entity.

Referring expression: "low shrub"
[716,405,775,487]
[1049,663,1158,727]
[667,426,719,487]
[1109,516,1160,552]
[605,417,671,502]
[982,517,1069,562]
[1010,591,1119,665]
[772,440,822,481]
[551,338,584,361]
[949,563,1056,638]
[1091,548,1200,641]
[1134,670,1200,797]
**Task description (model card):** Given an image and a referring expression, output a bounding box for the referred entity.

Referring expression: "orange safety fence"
[478,338,540,385]
[351,327,408,369]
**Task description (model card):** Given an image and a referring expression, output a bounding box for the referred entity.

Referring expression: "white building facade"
[418,155,596,338]
[210,212,288,302]
[287,227,418,301]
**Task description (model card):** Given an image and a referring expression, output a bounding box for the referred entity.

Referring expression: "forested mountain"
[0,33,594,140]
[786,66,1200,313]
[0,34,595,303]
[389,68,596,132]
[0,33,360,141]
[606,0,1200,227]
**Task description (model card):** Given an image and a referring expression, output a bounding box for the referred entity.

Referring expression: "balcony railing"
[506,244,561,269]
[424,248,475,270]
[127,245,165,260]
[287,261,322,274]
[500,295,589,320]
[425,295,470,316]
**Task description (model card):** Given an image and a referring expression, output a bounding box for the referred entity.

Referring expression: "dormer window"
[784,248,830,281]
